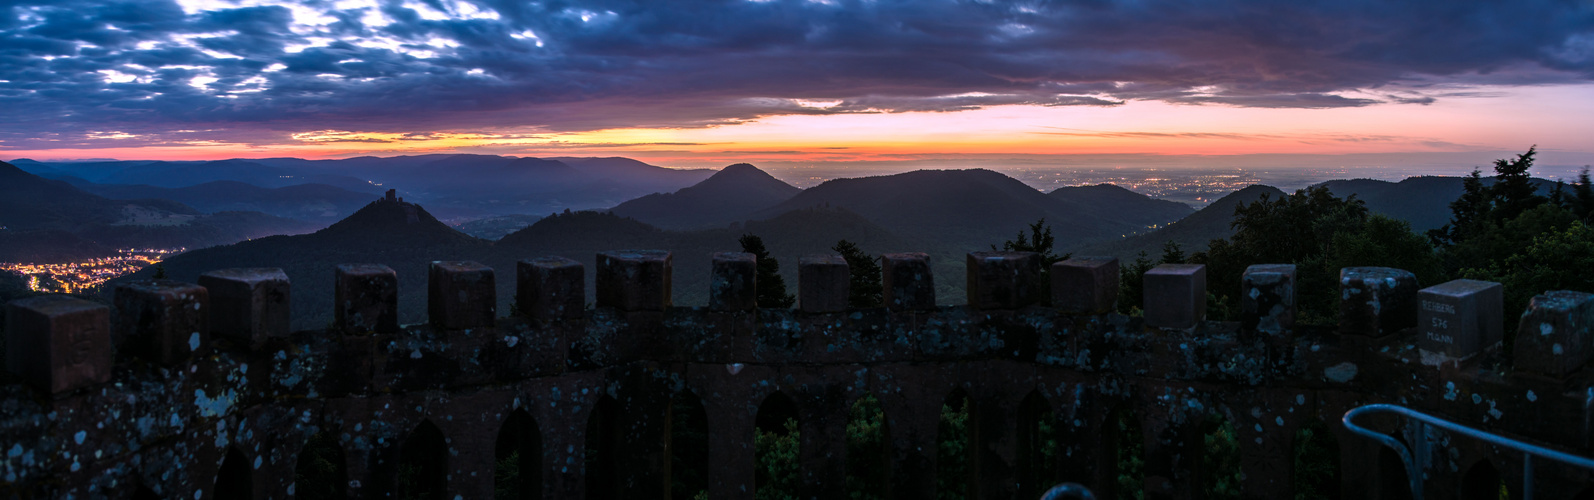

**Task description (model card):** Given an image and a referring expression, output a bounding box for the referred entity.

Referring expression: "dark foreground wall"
[2,253,1592,499]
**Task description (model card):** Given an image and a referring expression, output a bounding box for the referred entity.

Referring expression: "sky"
[2,0,1592,171]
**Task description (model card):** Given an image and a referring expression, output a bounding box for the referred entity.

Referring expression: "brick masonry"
[1,252,1591,499]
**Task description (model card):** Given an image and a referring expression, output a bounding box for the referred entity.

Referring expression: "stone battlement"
[2,252,1592,498]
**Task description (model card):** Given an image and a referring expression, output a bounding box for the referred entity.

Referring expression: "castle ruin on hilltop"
[3,250,1593,499]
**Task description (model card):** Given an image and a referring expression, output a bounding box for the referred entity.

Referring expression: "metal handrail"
[1343,403,1594,500]
[1040,482,1098,500]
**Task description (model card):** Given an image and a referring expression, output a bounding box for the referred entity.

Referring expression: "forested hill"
[1081,185,1286,261]
[0,161,316,263]
[608,163,802,230]
[1316,176,1557,233]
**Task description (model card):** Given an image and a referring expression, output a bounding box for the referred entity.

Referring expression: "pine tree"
[1430,169,1490,247]
[1159,240,1185,264]
[832,239,882,308]
[998,218,1063,265]
[996,218,1070,304]
[1491,145,1544,220]
[740,234,795,308]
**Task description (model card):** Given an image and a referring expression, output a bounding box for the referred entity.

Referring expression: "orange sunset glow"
[11,84,1592,171]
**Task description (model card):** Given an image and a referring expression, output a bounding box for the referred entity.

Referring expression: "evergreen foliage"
[1462,219,1594,342]
[845,394,889,500]
[741,234,796,308]
[1292,422,1341,500]
[998,218,1070,304]
[293,432,346,500]
[1192,186,1440,324]
[755,418,801,500]
[937,394,971,500]
[833,239,883,308]
[1117,242,1188,315]
[1199,416,1243,499]
[1159,240,1185,264]
[1427,147,1594,350]
[1429,146,1555,274]
[1117,251,1156,314]
[494,451,523,500]
[1112,411,1145,500]
[1017,401,1063,499]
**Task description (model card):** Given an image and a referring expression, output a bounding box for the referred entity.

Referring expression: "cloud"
[0,0,1591,148]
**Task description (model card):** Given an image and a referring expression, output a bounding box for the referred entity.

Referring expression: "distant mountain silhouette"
[752,169,1131,253]
[0,230,110,263]
[500,206,910,308]
[1316,176,1558,233]
[0,161,316,262]
[11,158,372,191]
[1048,184,1194,234]
[13,155,713,219]
[135,199,912,328]
[122,196,493,329]
[1081,185,1287,260]
[609,163,802,229]
[310,196,485,247]
[72,180,374,223]
[249,154,715,216]
[1,160,134,229]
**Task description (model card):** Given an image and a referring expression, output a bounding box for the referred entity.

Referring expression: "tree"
[1465,220,1594,333]
[1490,146,1543,221]
[1159,241,1185,264]
[1430,169,1490,247]
[1191,186,1439,324]
[1329,215,1444,288]
[1430,147,1554,275]
[1117,251,1155,314]
[998,218,1065,265]
[832,239,882,308]
[996,218,1070,304]
[740,234,795,308]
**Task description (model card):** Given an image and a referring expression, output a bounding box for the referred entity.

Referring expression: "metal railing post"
[1040,482,1098,500]
[1345,403,1594,500]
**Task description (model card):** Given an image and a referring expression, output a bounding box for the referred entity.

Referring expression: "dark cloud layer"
[0,0,1590,148]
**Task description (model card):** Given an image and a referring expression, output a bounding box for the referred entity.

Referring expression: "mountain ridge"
[1080,184,1287,260]
[608,163,802,230]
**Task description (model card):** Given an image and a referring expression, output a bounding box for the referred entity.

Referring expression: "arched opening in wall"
[1194,413,1242,499]
[1377,440,1415,500]
[397,420,449,500]
[213,447,252,500]
[495,409,543,500]
[585,395,621,500]
[294,431,348,500]
[1291,420,1342,500]
[1102,407,1145,500]
[1016,391,1063,498]
[670,391,710,500]
[755,391,801,500]
[1460,459,1507,500]
[846,392,890,500]
[937,388,973,500]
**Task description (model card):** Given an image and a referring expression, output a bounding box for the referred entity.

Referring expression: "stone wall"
[3,253,1592,499]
